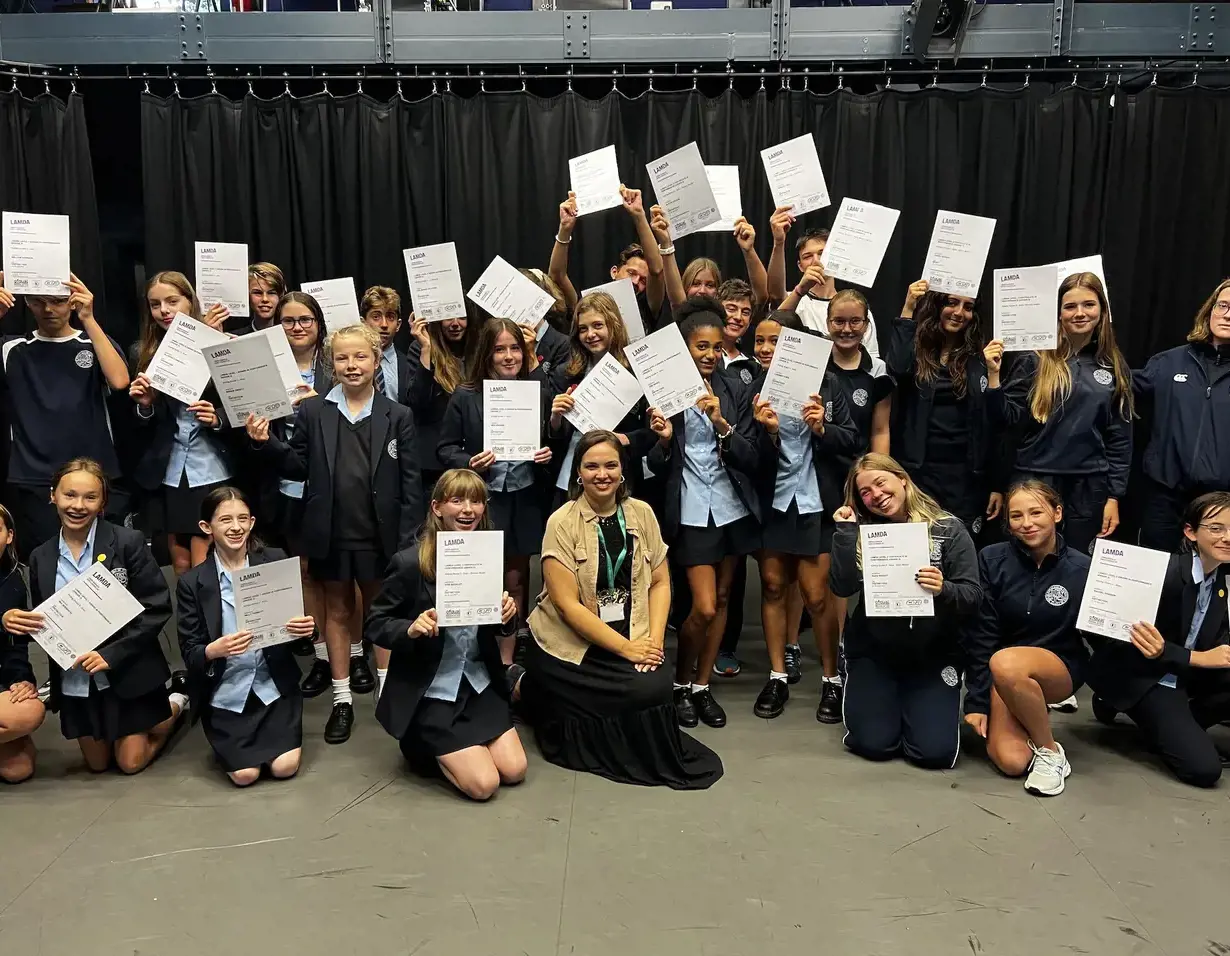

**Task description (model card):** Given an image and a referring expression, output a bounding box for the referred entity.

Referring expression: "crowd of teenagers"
[1,185,1229,802]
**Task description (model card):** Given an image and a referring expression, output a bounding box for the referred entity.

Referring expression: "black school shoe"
[350,654,375,694]
[301,659,331,698]
[674,686,698,728]
[692,687,727,728]
[754,678,789,719]
[815,681,843,724]
[291,638,316,657]
[1091,695,1118,727]
[324,702,355,744]
[784,644,803,685]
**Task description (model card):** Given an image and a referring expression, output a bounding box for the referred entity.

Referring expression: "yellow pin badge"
[96,554,106,563]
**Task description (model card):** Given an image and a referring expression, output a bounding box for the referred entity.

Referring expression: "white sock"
[823,675,843,687]
[332,678,352,707]
[375,668,387,697]
[673,682,690,692]
[691,682,709,695]
[314,642,329,662]
[168,692,189,713]
[769,670,788,682]
[350,641,363,658]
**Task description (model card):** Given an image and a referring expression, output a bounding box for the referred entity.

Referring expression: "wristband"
[716,424,733,442]
[658,244,676,256]
[555,233,572,244]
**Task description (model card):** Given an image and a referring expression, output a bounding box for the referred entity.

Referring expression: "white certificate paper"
[194,241,250,317]
[252,324,309,402]
[234,557,305,651]
[1076,540,1170,641]
[564,353,644,434]
[1047,254,1111,316]
[700,165,743,233]
[467,255,555,328]
[993,266,1059,352]
[625,323,707,419]
[145,313,230,404]
[483,380,541,461]
[759,329,834,421]
[581,277,645,342]
[759,134,831,217]
[861,523,934,618]
[202,333,294,424]
[645,142,721,240]
[921,211,997,297]
[404,242,468,323]
[2,211,71,295]
[31,563,145,671]
[300,277,360,331]
[437,531,505,627]
[569,145,623,217]
[821,198,901,287]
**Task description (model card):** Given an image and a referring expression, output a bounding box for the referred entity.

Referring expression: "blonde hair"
[844,453,951,567]
[1188,278,1230,344]
[417,469,493,581]
[565,291,630,379]
[325,324,383,369]
[682,258,721,292]
[360,285,401,318]
[1029,272,1133,423]
[138,271,201,372]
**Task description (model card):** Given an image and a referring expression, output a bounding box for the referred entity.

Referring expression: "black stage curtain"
[141,85,1223,365]
[0,91,106,334]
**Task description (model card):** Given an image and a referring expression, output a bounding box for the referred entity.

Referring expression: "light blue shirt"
[279,367,316,501]
[772,417,822,515]
[680,406,750,529]
[555,430,583,492]
[57,522,110,697]
[211,558,282,714]
[324,383,374,424]
[379,345,399,403]
[163,401,232,489]
[1159,554,1216,689]
[487,460,535,494]
[424,625,490,702]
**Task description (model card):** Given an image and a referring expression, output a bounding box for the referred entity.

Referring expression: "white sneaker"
[1024,741,1071,796]
[1048,695,1079,714]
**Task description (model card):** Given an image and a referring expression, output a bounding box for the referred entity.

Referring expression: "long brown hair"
[137,271,201,373]
[564,292,630,380]
[1187,278,1230,345]
[912,291,983,399]
[1029,273,1133,423]
[0,503,20,574]
[462,317,529,390]
[427,315,476,395]
[417,469,493,581]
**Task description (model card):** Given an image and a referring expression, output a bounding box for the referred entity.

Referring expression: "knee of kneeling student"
[228,767,262,787]
[499,750,528,785]
[115,750,151,776]
[988,649,1028,685]
[844,725,900,762]
[0,752,35,784]
[461,770,502,801]
[986,741,1031,778]
[270,751,301,779]
[1172,757,1222,789]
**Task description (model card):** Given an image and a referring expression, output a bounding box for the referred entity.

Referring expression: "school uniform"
[988,346,1132,556]
[795,295,880,358]
[1086,553,1230,787]
[829,515,981,768]
[0,566,33,691]
[1133,342,1230,551]
[535,323,573,394]
[176,547,304,772]
[822,349,895,510]
[437,382,554,559]
[405,345,464,495]
[644,371,774,567]
[0,331,126,556]
[29,520,173,742]
[884,318,1001,533]
[376,342,415,407]
[257,386,422,582]
[365,547,513,767]
[962,537,1091,718]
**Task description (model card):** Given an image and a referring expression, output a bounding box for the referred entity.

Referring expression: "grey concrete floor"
[3,619,1230,954]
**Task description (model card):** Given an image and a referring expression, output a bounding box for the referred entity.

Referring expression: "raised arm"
[766,206,793,304]
[549,192,580,314]
[734,218,768,306]
[69,274,130,391]
[651,205,686,309]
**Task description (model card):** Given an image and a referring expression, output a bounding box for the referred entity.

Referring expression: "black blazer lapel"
[1196,567,1229,650]
[320,401,340,477]
[370,397,392,480]
[34,543,56,606]
[200,553,224,643]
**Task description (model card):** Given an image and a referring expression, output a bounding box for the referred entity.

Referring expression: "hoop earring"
[619,476,626,484]
[576,476,583,486]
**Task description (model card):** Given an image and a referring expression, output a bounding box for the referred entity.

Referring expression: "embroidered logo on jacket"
[1173,373,1188,383]
[824,401,833,422]
[75,350,94,369]
[941,665,959,687]
[1093,368,1114,386]
[387,440,398,460]
[852,388,868,407]
[1045,585,1069,606]
[929,539,943,563]
[739,368,753,384]
[979,375,989,393]
[111,567,129,587]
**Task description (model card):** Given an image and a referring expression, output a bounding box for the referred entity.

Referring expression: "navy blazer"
[255,352,333,520]
[405,343,459,474]
[0,567,33,689]
[365,547,510,741]
[644,371,777,541]
[436,381,555,488]
[29,520,173,708]
[175,546,304,718]
[1086,552,1230,712]
[389,343,417,407]
[257,391,423,561]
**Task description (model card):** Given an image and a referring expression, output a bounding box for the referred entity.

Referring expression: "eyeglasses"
[1200,523,1230,537]
[830,318,866,330]
[1212,302,1230,317]
[280,316,316,329]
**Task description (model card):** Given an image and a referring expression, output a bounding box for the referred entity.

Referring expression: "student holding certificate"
[360,286,414,406]
[962,481,1091,796]
[177,486,314,787]
[885,284,1003,538]
[126,271,236,578]
[547,291,653,502]
[0,506,44,783]
[829,454,981,769]
[365,469,525,800]
[3,459,187,774]
[1086,492,1230,788]
[437,318,554,663]
[715,280,761,386]
[518,430,722,789]
[246,324,422,745]
[1132,279,1230,551]
[985,272,1134,555]
[645,303,774,730]
[748,312,859,721]
[406,308,477,498]
[241,261,286,336]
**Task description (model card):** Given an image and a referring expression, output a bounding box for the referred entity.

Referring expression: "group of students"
[0,188,1228,800]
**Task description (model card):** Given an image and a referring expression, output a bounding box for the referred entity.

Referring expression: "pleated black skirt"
[59,685,171,742]
[761,503,826,556]
[145,477,230,536]
[399,680,514,768]
[489,486,546,559]
[522,638,723,790]
[202,691,303,772]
